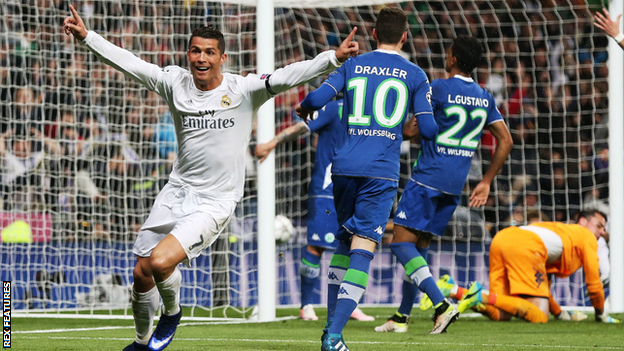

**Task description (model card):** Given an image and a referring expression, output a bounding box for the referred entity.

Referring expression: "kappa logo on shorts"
[189,234,205,251]
[396,211,407,220]
[534,268,544,288]
[374,226,384,235]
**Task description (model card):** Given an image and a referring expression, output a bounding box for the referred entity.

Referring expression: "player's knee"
[149,255,174,277]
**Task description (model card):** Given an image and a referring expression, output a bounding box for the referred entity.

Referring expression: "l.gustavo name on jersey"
[447,94,489,107]
[437,145,474,157]
[182,115,235,130]
[349,127,396,140]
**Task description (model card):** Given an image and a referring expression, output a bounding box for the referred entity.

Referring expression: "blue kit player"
[255,100,374,322]
[374,36,513,334]
[296,7,439,351]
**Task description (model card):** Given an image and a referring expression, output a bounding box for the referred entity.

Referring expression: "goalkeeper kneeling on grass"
[429,209,619,324]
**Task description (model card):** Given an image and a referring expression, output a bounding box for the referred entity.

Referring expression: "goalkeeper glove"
[555,310,571,321]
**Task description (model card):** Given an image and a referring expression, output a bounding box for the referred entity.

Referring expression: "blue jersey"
[412,75,503,195]
[307,100,343,198]
[302,50,436,181]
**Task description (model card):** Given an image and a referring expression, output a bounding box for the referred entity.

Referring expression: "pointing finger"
[69,4,81,21]
[344,27,358,43]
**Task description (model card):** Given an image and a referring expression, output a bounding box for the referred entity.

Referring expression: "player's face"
[187,37,227,90]
[581,214,607,239]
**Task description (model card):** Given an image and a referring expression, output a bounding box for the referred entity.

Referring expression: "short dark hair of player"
[451,36,483,74]
[375,7,407,45]
[188,26,225,55]
[577,208,608,223]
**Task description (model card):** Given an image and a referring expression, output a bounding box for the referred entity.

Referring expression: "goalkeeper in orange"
[456,209,619,323]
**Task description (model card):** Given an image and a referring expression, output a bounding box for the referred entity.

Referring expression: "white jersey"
[82,31,342,201]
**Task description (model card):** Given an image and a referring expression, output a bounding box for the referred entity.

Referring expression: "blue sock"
[328,249,373,335]
[390,242,444,306]
[417,246,429,261]
[300,247,321,307]
[327,241,350,322]
[398,277,417,316]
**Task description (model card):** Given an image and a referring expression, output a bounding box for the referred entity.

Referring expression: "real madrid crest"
[221,95,232,108]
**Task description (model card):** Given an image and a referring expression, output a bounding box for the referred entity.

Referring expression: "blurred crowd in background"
[0,0,612,242]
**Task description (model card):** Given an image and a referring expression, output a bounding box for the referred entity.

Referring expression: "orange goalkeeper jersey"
[529,222,604,311]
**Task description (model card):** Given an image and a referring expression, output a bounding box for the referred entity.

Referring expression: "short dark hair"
[578,208,608,223]
[451,36,483,74]
[188,26,225,55]
[375,7,407,45]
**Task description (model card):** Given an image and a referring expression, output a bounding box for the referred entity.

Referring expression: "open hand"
[469,181,490,207]
[594,8,622,38]
[63,4,88,41]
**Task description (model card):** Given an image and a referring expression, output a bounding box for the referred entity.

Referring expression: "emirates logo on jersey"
[221,95,232,108]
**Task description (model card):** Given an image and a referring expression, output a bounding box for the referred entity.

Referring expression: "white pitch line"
[13,317,298,334]
[16,336,624,349]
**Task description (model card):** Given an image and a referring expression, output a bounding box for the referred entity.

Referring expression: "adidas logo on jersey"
[396,211,407,220]
[374,226,384,235]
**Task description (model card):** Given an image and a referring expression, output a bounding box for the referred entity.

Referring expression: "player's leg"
[124,257,159,351]
[148,193,236,351]
[325,235,376,349]
[374,274,413,333]
[462,228,549,323]
[301,196,337,320]
[386,184,459,333]
[125,184,179,351]
[324,177,395,351]
[325,175,357,339]
[463,288,549,324]
[300,245,325,320]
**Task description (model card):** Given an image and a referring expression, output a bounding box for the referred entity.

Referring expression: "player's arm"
[251,28,358,110]
[468,120,512,207]
[269,28,357,94]
[594,8,624,51]
[255,121,309,163]
[412,80,437,140]
[64,5,165,94]
[581,238,619,323]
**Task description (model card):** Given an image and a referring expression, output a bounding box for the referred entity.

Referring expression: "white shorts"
[133,183,236,264]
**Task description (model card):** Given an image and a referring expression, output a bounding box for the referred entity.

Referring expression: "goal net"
[0,0,611,318]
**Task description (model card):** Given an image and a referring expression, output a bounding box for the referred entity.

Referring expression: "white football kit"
[82,31,342,260]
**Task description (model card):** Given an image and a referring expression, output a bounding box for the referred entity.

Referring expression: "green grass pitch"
[13,307,624,350]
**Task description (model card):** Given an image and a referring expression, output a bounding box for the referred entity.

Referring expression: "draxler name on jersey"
[182,114,235,130]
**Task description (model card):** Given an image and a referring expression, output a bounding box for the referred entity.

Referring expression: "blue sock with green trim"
[328,249,373,335]
[300,247,321,307]
[327,241,350,321]
[390,242,444,306]
[398,276,417,316]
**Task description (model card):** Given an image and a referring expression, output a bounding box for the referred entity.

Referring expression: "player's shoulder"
[161,65,191,85]
[161,65,188,77]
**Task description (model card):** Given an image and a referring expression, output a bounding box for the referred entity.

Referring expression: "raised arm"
[594,8,624,50]
[254,121,309,163]
[469,120,512,207]
[263,28,358,97]
[64,5,166,94]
